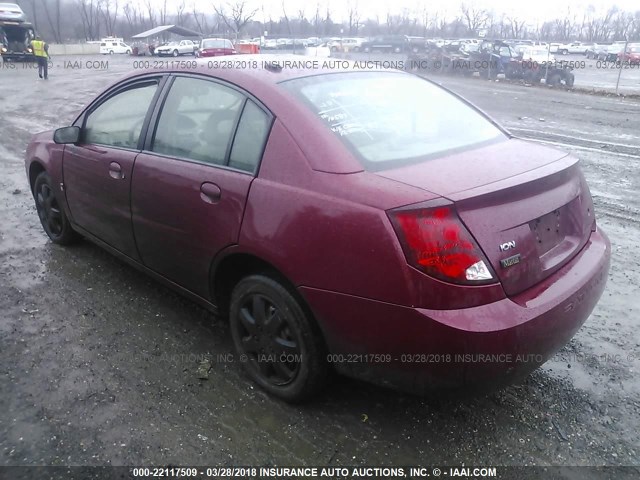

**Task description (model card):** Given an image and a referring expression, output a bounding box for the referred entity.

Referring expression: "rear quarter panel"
[238,119,429,306]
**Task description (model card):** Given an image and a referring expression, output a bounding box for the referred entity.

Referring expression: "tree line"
[13,1,640,43]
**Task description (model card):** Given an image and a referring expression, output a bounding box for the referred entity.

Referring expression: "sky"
[137,0,639,25]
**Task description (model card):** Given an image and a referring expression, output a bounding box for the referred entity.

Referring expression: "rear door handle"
[200,182,221,204]
[109,162,125,179]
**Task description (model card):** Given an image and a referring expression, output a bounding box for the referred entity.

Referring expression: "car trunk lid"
[376,139,595,296]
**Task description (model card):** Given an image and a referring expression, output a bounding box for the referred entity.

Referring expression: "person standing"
[31,35,49,80]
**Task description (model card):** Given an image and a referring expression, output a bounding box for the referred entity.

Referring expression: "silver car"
[155,40,197,57]
[0,3,26,22]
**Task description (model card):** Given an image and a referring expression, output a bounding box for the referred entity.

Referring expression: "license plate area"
[530,209,563,256]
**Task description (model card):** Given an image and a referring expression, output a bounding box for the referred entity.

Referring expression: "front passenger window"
[84,82,158,149]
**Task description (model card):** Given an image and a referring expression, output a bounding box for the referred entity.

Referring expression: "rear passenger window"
[152,77,244,165]
[228,101,271,173]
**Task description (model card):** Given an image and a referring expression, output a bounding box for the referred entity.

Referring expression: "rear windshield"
[281,71,505,170]
[202,39,227,49]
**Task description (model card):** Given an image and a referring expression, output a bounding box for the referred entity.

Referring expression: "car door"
[131,75,273,298]
[63,76,165,260]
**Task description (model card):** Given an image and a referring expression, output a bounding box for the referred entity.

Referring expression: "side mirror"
[53,126,80,144]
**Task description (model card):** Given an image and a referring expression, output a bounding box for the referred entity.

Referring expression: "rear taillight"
[389,202,494,285]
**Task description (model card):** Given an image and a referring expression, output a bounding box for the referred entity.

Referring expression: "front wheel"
[33,171,79,245]
[565,72,575,87]
[172,49,179,57]
[229,274,329,402]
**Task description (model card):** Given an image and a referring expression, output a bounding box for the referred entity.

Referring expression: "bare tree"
[212,1,258,38]
[176,1,187,26]
[100,0,119,36]
[347,0,360,35]
[159,0,168,26]
[42,0,62,43]
[143,0,156,28]
[280,0,291,35]
[460,2,488,35]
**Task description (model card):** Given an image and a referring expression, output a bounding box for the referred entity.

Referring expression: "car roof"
[120,54,383,87]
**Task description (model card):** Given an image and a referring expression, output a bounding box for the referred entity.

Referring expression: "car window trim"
[143,72,274,176]
[73,74,169,152]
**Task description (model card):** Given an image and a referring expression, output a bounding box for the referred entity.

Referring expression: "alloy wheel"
[236,293,301,386]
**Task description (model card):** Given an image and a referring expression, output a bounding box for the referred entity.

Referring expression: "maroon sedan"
[25,57,610,402]
[617,45,640,65]
[195,38,236,57]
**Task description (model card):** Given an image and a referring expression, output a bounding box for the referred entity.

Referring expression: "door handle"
[200,182,221,204]
[108,162,125,180]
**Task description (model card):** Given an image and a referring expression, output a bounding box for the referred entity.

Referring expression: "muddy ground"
[0,56,639,473]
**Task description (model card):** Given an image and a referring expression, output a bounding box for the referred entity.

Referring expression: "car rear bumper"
[300,228,610,394]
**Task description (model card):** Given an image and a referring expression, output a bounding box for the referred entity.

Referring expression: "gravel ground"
[0,56,639,474]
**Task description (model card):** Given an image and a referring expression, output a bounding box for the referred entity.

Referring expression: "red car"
[25,57,610,402]
[195,38,236,57]
[617,44,640,65]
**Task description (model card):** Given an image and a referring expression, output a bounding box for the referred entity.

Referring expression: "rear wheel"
[547,72,561,87]
[565,72,575,87]
[229,274,329,402]
[33,171,78,245]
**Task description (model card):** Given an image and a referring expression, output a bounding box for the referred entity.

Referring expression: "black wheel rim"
[36,183,63,237]
[237,294,301,386]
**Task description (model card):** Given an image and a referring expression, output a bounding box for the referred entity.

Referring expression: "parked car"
[276,38,293,49]
[617,44,640,65]
[519,46,555,64]
[155,39,197,56]
[25,57,610,402]
[584,43,599,58]
[328,37,364,52]
[304,43,331,57]
[99,39,131,55]
[361,35,409,53]
[195,38,235,57]
[556,42,585,55]
[0,3,26,22]
[263,39,278,49]
[596,43,625,61]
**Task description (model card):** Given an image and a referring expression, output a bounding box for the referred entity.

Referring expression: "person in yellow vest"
[30,35,49,80]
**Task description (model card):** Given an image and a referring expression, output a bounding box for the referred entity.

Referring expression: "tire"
[561,49,568,55]
[126,50,131,54]
[172,49,179,57]
[363,46,370,53]
[109,50,114,55]
[547,72,561,87]
[565,72,575,87]
[229,274,329,402]
[33,171,79,245]
[393,46,401,53]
